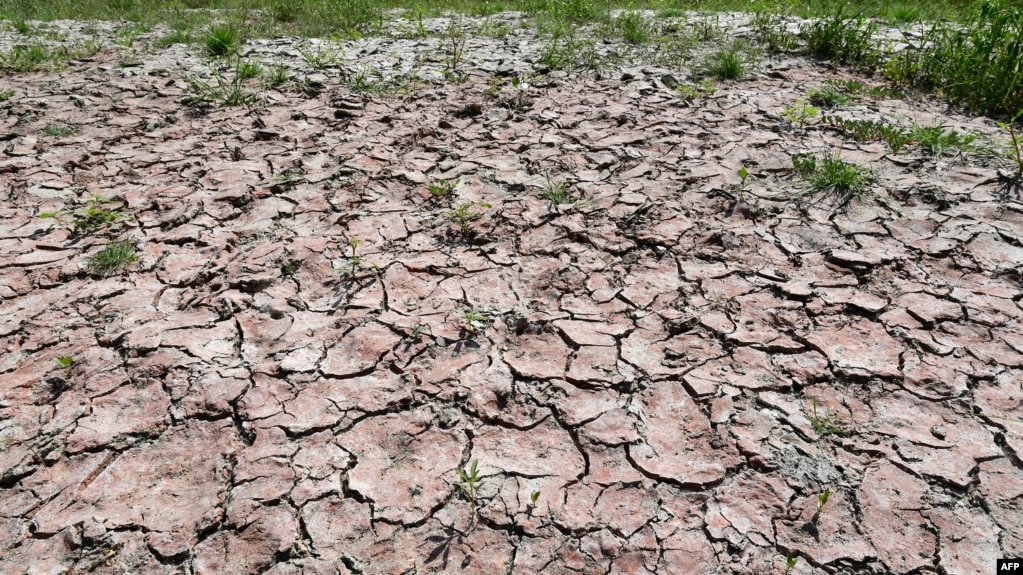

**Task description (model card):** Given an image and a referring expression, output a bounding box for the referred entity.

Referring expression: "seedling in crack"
[804,397,848,438]
[407,323,428,340]
[816,487,830,515]
[791,151,871,211]
[55,356,76,375]
[784,551,798,574]
[335,237,379,279]
[86,239,138,278]
[453,459,485,525]
[736,166,750,204]
[447,202,490,237]
[456,308,493,335]
[428,178,458,197]
[539,172,579,207]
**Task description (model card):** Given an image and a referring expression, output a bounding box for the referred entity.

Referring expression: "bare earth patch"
[1,13,1022,575]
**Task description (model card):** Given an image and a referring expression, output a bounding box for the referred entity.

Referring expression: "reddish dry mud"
[1,25,1023,575]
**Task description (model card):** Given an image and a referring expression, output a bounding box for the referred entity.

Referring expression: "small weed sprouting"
[43,122,75,137]
[205,23,241,57]
[782,100,819,130]
[447,202,491,237]
[456,308,493,335]
[428,178,458,198]
[299,43,342,69]
[824,117,910,154]
[530,490,540,505]
[784,551,798,574]
[792,152,871,210]
[86,239,138,278]
[235,59,263,80]
[55,356,75,375]
[444,17,468,82]
[804,397,849,438]
[736,166,750,204]
[540,172,578,207]
[335,237,380,279]
[909,123,977,157]
[807,85,850,109]
[453,459,485,525]
[704,42,753,81]
[407,323,427,340]
[183,64,259,107]
[265,63,289,87]
[270,166,305,190]
[39,195,130,234]
[817,487,830,515]
[345,68,382,93]
[0,90,14,101]
[1,43,53,72]
[675,79,715,103]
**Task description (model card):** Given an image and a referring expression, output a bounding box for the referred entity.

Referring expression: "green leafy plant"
[39,195,130,234]
[299,43,342,69]
[264,62,289,87]
[784,551,798,574]
[428,178,458,197]
[407,323,427,340]
[0,90,14,101]
[54,356,75,375]
[801,8,882,71]
[608,12,650,45]
[804,397,849,438]
[235,59,263,80]
[183,64,259,107]
[336,237,379,278]
[752,12,800,54]
[540,172,577,206]
[807,85,850,108]
[782,100,819,129]
[43,122,75,137]
[736,166,750,204]
[909,123,977,157]
[530,490,540,505]
[824,116,911,154]
[205,23,241,57]
[456,308,493,335]
[704,42,754,80]
[87,239,138,277]
[453,459,485,525]
[447,202,490,237]
[675,79,715,102]
[792,152,871,210]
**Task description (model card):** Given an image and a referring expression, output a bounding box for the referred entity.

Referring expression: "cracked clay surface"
[2,11,1023,575]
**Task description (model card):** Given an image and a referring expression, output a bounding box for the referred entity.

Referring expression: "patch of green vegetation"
[453,459,485,527]
[781,99,819,129]
[39,195,131,234]
[999,109,1023,174]
[675,79,715,102]
[87,239,138,277]
[448,201,491,237]
[428,178,458,197]
[0,90,14,101]
[456,308,493,334]
[183,63,260,107]
[235,58,263,80]
[54,355,76,374]
[155,29,192,47]
[264,62,289,87]
[801,8,882,71]
[804,398,849,438]
[807,84,850,108]
[792,151,871,209]
[204,23,241,57]
[115,21,150,47]
[751,11,799,54]
[606,11,651,45]
[703,40,756,80]
[909,122,977,157]
[824,116,911,153]
[335,237,380,278]
[299,42,343,68]
[539,172,580,207]
[43,122,76,137]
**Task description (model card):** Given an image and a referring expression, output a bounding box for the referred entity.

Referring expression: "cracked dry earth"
[3,16,1023,575]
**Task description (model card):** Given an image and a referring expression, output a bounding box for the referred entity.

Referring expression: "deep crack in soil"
[1,11,1022,575]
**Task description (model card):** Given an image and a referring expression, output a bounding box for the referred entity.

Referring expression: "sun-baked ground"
[1,12,1022,575]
